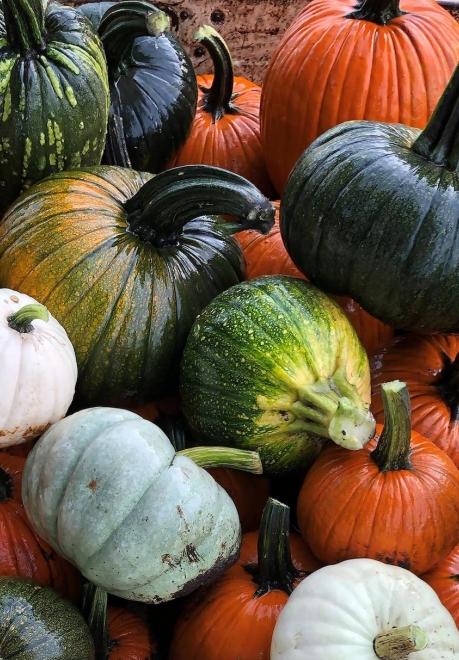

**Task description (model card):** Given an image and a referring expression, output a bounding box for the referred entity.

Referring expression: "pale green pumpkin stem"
[346,0,405,25]
[412,64,459,171]
[3,0,46,54]
[371,380,412,472]
[8,303,49,334]
[195,26,236,122]
[82,583,109,659]
[289,367,375,450]
[178,446,263,474]
[374,625,428,659]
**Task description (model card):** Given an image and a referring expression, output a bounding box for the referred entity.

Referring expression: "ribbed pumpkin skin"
[169,530,320,660]
[171,74,272,196]
[423,544,459,627]
[0,2,109,212]
[0,167,249,405]
[0,577,94,659]
[261,0,459,193]
[297,427,459,575]
[78,2,115,31]
[336,296,394,356]
[108,606,157,659]
[0,454,80,603]
[372,335,459,467]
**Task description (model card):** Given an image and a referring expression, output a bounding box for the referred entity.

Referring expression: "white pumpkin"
[271,558,459,659]
[22,407,259,603]
[0,289,77,447]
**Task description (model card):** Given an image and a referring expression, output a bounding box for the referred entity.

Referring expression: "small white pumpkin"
[271,558,459,659]
[0,289,77,447]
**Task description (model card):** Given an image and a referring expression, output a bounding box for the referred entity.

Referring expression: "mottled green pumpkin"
[0,165,274,405]
[0,0,109,213]
[181,276,375,474]
[0,577,94,659]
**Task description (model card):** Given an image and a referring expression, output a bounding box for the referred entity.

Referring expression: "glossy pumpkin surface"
[78,1,115,31]
[181,276,375,474]
[261,0,459,193]
[372,334,459,467]
[108,606,157,659]
[0,165,274,405]
[0,0,109,213]
[297,382,459,575]
[170,26,273,196]
[22,407,244,603]
[0,453,80,602]
[100,1,198,173]
[281,62,459,332]
[0,577,94,659]
[423,544,459,628]
[170,498,321,660]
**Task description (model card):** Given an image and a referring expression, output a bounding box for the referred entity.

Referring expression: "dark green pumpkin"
[0,165,274,406]
[98,1,198,173]
[0,577,94,659]
[180,276,374,474]
[0,0,109,213]
[281,62,459,333]
[77,2,116,31]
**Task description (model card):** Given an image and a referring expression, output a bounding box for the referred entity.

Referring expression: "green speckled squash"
[0,165,274,405]
[0,576,94,659]
[0,0,109,213]
[180,276,375,474]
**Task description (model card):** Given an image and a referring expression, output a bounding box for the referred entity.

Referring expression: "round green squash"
[22,407,262,603]
[281,62,459,333]
[180,276,375,474]
[0,165,274,405]
[0,0,109,213]
[0,576,94,659]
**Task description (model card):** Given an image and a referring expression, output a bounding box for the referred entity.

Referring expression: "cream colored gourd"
[271,558,459,659]
[0,289,77,446]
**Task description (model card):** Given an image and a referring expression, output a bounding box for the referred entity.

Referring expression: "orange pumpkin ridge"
[108,606,157,660]
[423,544,459,627]
[170,25,274,197]
[169,497,321,660]
[297,381,459,575]
[372,334,459,467]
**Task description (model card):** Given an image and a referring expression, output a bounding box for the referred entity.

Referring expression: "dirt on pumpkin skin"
[0,422,51,442]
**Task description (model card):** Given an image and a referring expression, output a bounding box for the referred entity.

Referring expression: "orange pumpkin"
[372,334,459,467]
[108,606,157,659]
[297,381,459,575]
[261,0,459,194]
[423,544,459,627]
[170,26,273,196]
[207,468,270,531]
[169,498,321,660]
[336,296,394,356]
[0,453,80,601]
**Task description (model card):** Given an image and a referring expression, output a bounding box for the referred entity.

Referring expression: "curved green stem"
[248,498,304,596]
[0,469,13,502]
[8,303,49,334]
[371,381,412,471]
[195,25,236,122]
[3,0,46,54]
[82,583,109,659]
[412,64,459,171]
[124,165,275,245]
[104,114,132,169]
[99,0,170,70]
[346,0,405,24]
[178,447,263,474]
[374,625,428,659]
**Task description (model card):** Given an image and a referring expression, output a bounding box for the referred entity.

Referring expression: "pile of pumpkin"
[2,0,459,657]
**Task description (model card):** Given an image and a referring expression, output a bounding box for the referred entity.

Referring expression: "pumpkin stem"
[371,380,412,471]
[0,468,13,501]
[346,0,405,25]
[195,26,237,122]
[246,498,305,596]
[374,625,428,659]
[104,114,133,169]
[292,367,375,450]
[82,583,109,659]
[177,447,263,474]
[124,165,275,245]
[98,0,170,71]
[412,64,459,171]
[7,303,49,334]
[3,0,46,54]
